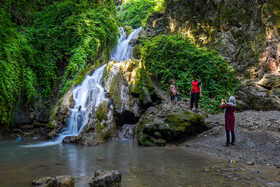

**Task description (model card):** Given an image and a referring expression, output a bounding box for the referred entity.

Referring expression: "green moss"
[47,121,55,129]
[133,44,142,59]
[109,73,122,109]
[124,60,135,72]
[96,101,108,121]
[96,122,112,142]
[130,65,155,103]
[138,109,206,146]
[123,26,132,36]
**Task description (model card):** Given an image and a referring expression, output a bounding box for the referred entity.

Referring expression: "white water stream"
[111,27,143,61]
[23,27,142,147]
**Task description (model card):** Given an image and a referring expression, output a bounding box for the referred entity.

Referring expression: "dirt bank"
[180,111,280,167]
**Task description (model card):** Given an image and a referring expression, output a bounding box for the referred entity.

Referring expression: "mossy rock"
[133,44,142,59]
[124,60,134,72]
[96,100,108,121]
[138,110,206,146]
[123,26,132,37]
[96,122,112,142]
[130,66,155,103]
[138,133,166,146]
[109,71,123,109]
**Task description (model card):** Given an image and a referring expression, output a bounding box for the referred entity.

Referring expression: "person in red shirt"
[190,75,202,112]
[221,96,236,146]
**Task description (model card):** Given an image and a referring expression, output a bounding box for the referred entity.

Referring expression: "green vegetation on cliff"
[0,0,119,127]
[118,0,165,28]
[0,9,36,127]
[141,35,239,113]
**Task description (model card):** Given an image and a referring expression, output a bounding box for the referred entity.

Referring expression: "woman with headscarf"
[221,96,236,146]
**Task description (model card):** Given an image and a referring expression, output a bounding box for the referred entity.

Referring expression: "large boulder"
[32,175,74,187]
[236,84,280,111]
[103,60,160,126]
[137,104,207,146]
[89,170,121,187]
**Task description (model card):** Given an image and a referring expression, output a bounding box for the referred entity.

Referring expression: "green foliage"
[28,0,119,97]
[133,63,155,104]
[0,8,37,127]
[141,35,239,113]
[0,0,119,127]
[118,0,165,28]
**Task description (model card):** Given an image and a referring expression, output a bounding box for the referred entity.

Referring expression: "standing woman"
[170,80,176,106]
[221,96,236,146]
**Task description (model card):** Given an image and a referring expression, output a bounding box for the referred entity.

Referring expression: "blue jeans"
[175,96,178,103]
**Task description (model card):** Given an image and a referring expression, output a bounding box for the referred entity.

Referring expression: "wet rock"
[47,131,57,140]
[89,170,121,187]
[246,161,255,165]
[252,170,260,173]
[62,136,77,144]
[117,124,134,139]
[48,91,74,138]
[32,175,74,187]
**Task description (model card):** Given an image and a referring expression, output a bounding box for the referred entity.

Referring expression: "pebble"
[247,161,255,165]
[204,168,210,172]
[252,170,260,173]
[229,160,237,163]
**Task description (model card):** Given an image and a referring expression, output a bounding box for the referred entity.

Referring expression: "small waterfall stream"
[111,27,143,61]
[24,27,142,147]
[24,65,107,147]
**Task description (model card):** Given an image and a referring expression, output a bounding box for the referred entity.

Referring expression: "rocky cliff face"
[47,59,163,145]
[147,0,280,110]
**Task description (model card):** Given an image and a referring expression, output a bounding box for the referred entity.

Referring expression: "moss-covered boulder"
[96,100,109,121]
[137,106,207,146]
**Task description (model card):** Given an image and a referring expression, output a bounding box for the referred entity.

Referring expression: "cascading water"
[23,65,107,147]
[111,27,143,62]
[23,27,141,147]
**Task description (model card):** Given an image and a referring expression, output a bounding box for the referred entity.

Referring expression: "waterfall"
[111,27,143,62]
[23,27,141,147]
[23,65,107,147]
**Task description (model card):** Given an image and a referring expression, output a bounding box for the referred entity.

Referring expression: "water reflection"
[0,139,278,186]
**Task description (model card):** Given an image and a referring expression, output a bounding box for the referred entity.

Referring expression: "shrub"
[141,35,239,113]
[118,0,165,29]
